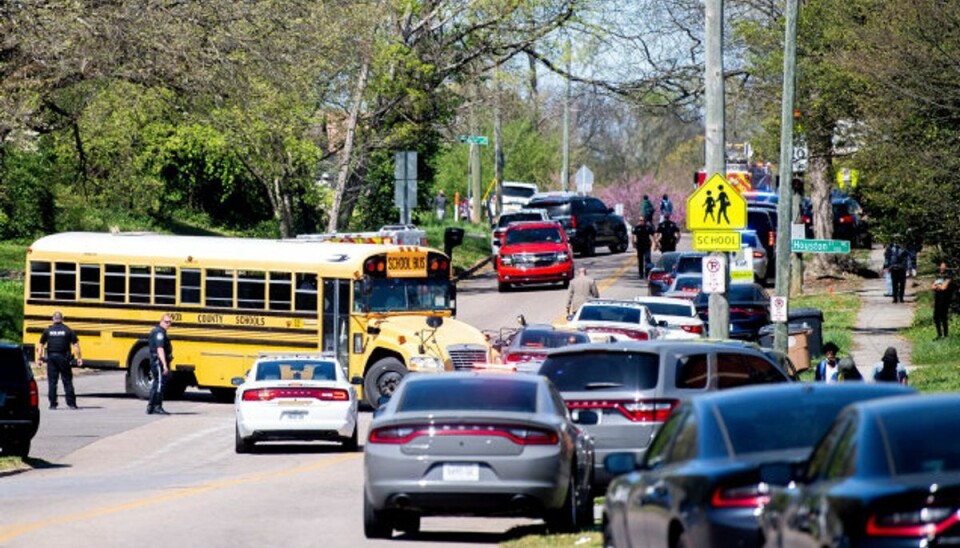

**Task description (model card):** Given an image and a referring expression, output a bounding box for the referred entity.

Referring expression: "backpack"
[888,245,908,271]
[660,199,673,216]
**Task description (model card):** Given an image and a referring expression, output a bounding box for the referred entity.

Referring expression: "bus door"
[322,279,351,370]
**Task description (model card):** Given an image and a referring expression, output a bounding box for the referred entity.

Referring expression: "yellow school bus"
[22,232,491,406]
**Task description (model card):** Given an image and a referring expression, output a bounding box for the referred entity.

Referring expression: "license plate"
[280,410,307,420]
[442,463,480,482]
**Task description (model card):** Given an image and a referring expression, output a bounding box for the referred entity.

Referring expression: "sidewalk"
[850,247,916,379]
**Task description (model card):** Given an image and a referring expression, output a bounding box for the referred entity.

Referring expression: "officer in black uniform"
[632,217,656,278]
[656,214,682,253]
[37,311,83,409]
[147,314,174,415]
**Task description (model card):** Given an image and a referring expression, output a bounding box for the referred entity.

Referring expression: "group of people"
[816,342,909,384]
[37,311,174,415]
[632,194,681,277]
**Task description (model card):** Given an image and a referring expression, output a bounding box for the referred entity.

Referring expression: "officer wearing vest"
[37,311,83,410]
[147,314,174,415]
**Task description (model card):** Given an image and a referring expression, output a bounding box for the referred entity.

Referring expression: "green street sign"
[457,135,489,145]
[791,238,851,254]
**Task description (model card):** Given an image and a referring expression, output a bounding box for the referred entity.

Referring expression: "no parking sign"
[702,256,726,294]
[771,295,788,322]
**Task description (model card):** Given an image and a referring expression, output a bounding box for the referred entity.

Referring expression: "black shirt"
[632,223,656,251]
[39,323,77,355]
[149,325,173,364]
[657,220,681,250]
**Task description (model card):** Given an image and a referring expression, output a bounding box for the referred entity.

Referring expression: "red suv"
[496,221,574,292]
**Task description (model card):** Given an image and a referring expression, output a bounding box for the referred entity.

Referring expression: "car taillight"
[567,399,679,422]
[866,508,959,537]
[241,387,349,401]
[768,231,776,247]
[711,484,770,508]
[504,352,540,363]
[680,324,703,334]
[730,307,766,317]
[368,424,559,445]
[570,215,577,229]
[649,271,668,281]
[29,378,39,408]
[752,250,764,259]
[585,327,649,340]
[838,215,854,224]
[801,215,811,223]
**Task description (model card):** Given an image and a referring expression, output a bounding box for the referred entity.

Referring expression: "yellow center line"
[553,254,638,325]
[0,453,360,542]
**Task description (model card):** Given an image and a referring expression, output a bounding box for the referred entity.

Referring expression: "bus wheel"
[126,347,153,400]
[363,358,407,408]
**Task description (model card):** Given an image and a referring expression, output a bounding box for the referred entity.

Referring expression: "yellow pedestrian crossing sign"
[686,173,747,231]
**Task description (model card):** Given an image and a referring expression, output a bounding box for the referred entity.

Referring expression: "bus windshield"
[356,277,453,313]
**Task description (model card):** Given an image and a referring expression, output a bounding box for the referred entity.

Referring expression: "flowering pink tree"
[597,175,692,228]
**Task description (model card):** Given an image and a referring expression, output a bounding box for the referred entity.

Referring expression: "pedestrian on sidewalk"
[872,346,909,385]
[932,261,953,340]
[566,267,599,316]
[37,311,83,410]
[815,342,841,382]
[633,217,656,278]
[641,195,655,224]
[837,357,864,382]
[883,241,909,303]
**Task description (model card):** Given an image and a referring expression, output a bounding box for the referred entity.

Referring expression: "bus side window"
[237,270,266,310]
[295,273,317,312]
[129,265,151,304]
[181,268,201,305]
[268,272,291,311]
[55,262,77,301]
[79,264,101,300]
[29,261,52,299]
[206,269,235,308]
[154,266,176,305]
[104,264,126,303]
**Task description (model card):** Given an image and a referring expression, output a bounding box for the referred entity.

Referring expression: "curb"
[453,255,493,282]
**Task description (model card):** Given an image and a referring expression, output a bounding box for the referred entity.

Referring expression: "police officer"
[655,214,682,252]
[37,311,83,410]
[632,217,656,278]
[147,314,174,415]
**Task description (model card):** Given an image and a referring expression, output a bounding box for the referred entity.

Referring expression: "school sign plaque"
[687,173,747,251]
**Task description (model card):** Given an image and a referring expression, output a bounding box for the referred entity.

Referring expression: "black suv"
[526,194,628,256]
[0,343,40,458]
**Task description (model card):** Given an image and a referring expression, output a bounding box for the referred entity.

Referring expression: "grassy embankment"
[903,289,960,392]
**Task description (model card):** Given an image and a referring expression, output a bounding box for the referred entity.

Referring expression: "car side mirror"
[604,453,638,476]
[607,207,614,213]
[350,376,364,385]
[230,377,245,386]
[566,314,574,321]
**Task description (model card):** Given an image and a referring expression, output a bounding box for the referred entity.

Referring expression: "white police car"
[233,353,358,453]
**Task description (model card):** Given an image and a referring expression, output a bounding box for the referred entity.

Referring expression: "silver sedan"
[363,372,595,538]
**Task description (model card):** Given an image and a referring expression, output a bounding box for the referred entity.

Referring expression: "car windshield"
[0,347,27,382]
[741,233,761,248]
[540,351,660,391]
[528,200,570,218]
[676,257,704,274]
[505,227,563,245]
[718,395,869,455]
[397,377,538,413]
[503,186,537,199]
[659,253,682,271]
[882,412,960,475]
[643,302,694,318]
[727,285,764,301]
[673,277,702,291]
[578,305,641,324]
[255,360,337,382]
[498,212,544,228]
[517,330,589,348]
[355,277,453,313]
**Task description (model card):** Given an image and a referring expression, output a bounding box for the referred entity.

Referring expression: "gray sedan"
[363,372,595,538]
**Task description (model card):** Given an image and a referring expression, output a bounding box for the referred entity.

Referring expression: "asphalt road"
[0,248,641,548]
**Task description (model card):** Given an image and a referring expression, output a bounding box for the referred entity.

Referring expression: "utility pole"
[494,67,504,217]
[561,36,571,192]
[469,86,482,223]
[774,0,800,353]
[705,0,728,338]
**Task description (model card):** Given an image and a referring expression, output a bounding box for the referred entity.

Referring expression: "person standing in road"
[566,267,599,316]
[434,190,447,221]
[37,311,83,410]
[658,194,674,224]
[641,195,655,224]
[884,242,909,303]
[932,261,953,340]
[872,346,908,384]
[633,217,656,278]
[147,314,174,415]
[655,214,681,253]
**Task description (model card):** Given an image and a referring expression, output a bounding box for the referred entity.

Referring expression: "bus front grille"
[447,345,489,370]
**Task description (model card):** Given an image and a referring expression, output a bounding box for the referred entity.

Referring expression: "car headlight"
[556,251,570,262]
[501,254,514,266]
[408,356,445,372]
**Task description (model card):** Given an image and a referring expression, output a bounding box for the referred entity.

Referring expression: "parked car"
[363,372,595,537]
[496,221,574,292]
[633,296,705,339]
[538,340,794,489]
[662,273,703,301]
[0,343,39,458]
[739,229,768,282]
[526,194,629,256]
[747,207,777,254]
[602,383,915,548]
[760,393,960,548]
[693,283,770,340]
[566,299,665,341]
[648,251,683,296]
[672,251,708,277]
[232,353,359,453]
[490,209,549,254]
[500,324,591,373]
[499,181,539,213]
[799,195,872,248]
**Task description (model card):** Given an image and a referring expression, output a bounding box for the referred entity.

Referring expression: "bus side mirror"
[444,227,465,263]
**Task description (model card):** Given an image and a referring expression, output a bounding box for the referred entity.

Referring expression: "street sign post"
[575,165,594,194]
[790,238,851,254]
[702,255,726,294]
[686,173,748,232]
[457,135,489,145]
[394,150,418,224]
[731,250,754,284]
[692,230,741,252]
[770,295,788,322]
